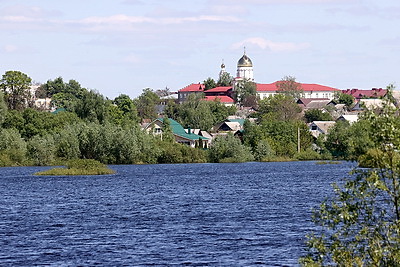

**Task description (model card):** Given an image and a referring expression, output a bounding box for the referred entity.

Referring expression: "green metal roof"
[51,108,66,114]
[157,118,209,141]
[227,118,246,126]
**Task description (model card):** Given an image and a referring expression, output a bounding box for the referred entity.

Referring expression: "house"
[352,99,394,111]
[342,88,387,99]
[297,98,330,110]
[177,84,235,106]
[186,128,213,140]
[204,86,233,97]
[178,83,206,103]
[178,51,341,106]
[257,82,340,100]
[204,95,235,106]
[145,118,209,148]
[213,118,246,132]
[337,115,358,124]
[34,98,52,110]
[308,121,336,138]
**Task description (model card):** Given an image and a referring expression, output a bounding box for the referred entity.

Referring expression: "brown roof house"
[308,121,336,138]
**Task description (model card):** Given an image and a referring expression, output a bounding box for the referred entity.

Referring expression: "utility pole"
[298,127,301,153]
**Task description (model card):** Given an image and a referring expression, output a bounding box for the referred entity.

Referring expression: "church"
[178,51,340,104]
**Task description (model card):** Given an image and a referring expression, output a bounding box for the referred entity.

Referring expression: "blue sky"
[1,0,399,98]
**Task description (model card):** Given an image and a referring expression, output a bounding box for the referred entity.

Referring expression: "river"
[0,161,355,266]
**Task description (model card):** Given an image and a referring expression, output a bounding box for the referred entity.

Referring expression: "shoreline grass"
[34,159,115,176]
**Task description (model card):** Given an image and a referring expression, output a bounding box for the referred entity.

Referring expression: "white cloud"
[232,37,310,52]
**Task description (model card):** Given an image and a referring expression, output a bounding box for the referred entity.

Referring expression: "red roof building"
[342,88,387,99]
[204,95,235,105]
[178,81,341,104]
[257,81,340,100]
[178,83,206,102]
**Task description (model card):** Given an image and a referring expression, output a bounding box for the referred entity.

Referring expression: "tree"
[134,88,160,121]
[234,79,257,105]
[335,92,355,107]
[161,118,175,143]
[0,128,27,166]
[208,134,254,163]
[112,94,139,124]
[253,139,275,161]
[0,91,7,125]
[178,94,215,130]
[46,77,86,111]
[258,94,302,122]
[0,70,32,110]
[276,75,304,100]
[217,72,233,87]
[324,120,351,159]
[304,109,333,123]
[203,77,217,90]
[300,101,400,266]
[75,89,109,123]
[27,134,56,166]
[154,87,172,98]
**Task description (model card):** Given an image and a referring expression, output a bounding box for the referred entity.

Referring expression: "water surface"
[0,161,354,266]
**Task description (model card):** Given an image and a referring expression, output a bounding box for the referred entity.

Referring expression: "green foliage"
[45,77,84,97]
[324,120,351,159]
[174,94,235,131]
[208,134,254,163]
[203,77,216,90]
[323,115,375,161]
[253,139,275,161]
[75,89,109,123]
[161,118,175,143]
[234,79,257,105]
[157,141,207,164]
[304,109,333,123]
[276,75,304,100]
[244,118,313,160]
[301,101,400,266]
[112,94,139,124]
[45,78,85,111]
[258,94,302,122]
[0,128,27,166]
[0,70,32,110]
[53,124,81,160]
[27,134,56,166]
[20,108,53,139]
[134,88,160,121]
[0,91,8,125]
[335,92,355,107]
[217,72,233,87]
[36,159,115,176]
[260,120,312,158]
[295,148,322,161]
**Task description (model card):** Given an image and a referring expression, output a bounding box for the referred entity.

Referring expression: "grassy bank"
[35,159,115,176]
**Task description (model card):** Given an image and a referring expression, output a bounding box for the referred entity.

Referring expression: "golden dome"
[237,54,253,67]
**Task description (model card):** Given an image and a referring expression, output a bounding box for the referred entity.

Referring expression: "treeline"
[0,70,396,166]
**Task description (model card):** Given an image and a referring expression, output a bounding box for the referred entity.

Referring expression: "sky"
[1,0,399,99]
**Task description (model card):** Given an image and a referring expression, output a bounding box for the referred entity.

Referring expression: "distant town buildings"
[178,51,341,105]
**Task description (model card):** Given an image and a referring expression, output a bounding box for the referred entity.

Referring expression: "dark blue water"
[0,161,354,266]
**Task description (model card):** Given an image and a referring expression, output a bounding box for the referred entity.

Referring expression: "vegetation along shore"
[0,70,398,167]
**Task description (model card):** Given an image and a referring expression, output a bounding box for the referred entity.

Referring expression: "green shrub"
[35,159,115,176]
[295,148,322,161]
